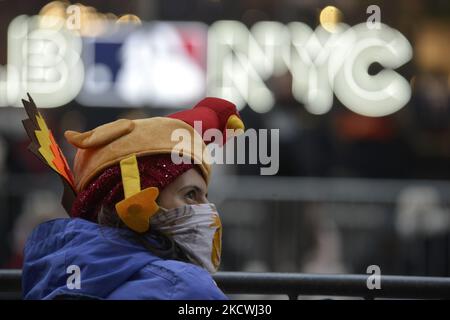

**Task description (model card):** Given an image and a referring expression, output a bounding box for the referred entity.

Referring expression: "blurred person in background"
[4,191,66,268]
[395,186,450,276]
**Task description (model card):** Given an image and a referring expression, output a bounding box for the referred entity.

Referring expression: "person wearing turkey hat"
[20,95,245,300]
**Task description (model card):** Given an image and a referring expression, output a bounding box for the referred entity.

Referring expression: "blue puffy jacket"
[22,218,228,300]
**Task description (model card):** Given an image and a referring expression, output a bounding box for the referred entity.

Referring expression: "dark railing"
[1,269,450,300]
[0,270,21,300]
[214,272,450,299]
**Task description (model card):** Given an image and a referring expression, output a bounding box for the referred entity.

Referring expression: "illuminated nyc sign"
[0,15,412,117]
[208,21,413,116]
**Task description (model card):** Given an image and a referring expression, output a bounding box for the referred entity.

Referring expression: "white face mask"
[150,203,222,273]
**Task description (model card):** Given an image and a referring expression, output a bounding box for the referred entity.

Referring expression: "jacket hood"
[22,218,161,299]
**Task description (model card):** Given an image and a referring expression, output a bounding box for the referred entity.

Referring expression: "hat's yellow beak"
[226,115,245,133]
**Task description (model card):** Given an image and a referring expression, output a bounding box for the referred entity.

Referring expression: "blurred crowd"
[0,0,450,276]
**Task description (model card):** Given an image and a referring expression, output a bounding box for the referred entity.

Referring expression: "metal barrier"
[0,270,21,300]
[1,269,450,300]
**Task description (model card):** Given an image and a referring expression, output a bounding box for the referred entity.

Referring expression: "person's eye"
[185,189,197,201]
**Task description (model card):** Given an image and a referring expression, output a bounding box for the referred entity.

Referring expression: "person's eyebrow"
[179,185,206,195]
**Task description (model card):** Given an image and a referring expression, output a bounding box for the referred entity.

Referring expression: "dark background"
[0,0,450,282]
